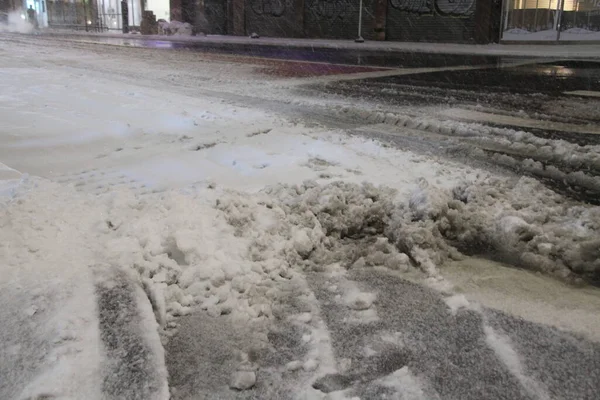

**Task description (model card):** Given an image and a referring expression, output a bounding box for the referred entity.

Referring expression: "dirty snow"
[2,35,600,399]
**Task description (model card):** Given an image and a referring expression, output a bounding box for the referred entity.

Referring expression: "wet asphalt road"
[316,60,600,140]
[40,34,523,68]
[362,60,600,94]
[30,34,600,97]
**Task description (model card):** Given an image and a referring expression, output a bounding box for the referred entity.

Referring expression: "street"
[1,33,599,400]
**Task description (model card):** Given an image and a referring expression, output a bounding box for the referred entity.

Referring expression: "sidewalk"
[42,30,600,60]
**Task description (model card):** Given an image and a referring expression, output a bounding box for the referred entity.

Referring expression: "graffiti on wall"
[250,0,286,16]
[389,0,431,14]
[389,0,474,16]
[435,0,474,16]
[305,0,354,22]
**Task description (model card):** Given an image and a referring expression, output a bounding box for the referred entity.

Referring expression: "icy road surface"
[1,35,600,400]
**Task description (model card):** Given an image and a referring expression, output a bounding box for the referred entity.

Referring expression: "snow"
[1,61,477,194]
[0,179,169,399]
[0,178,105,400]
[376,367,428,400]
[503,28,600,41]
[229,370,256,390]
[344,290,377,311]
[2,35,600,398]
[483,326,551,400]
[443,294,471,315]
[158,20,194,36]
[396,175,600,283]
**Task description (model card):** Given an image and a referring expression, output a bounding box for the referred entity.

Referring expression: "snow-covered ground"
[1,35,600,400]
[503,28,600,41]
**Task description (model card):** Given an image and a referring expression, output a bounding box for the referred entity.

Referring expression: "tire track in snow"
[306,267,598,400]
[94,266,169,400]
[482,325,551,400]
[55,168,156,196]
[486,309,600,400]
[164,272,336,400]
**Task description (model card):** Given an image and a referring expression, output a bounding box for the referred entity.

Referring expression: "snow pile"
[102,188,286,336]
[1,177,417,352]
[5,174,598,350]
[403,176,600,285]
[157,20,193,36]
[563,28,600,35]
[3,172,598,397]
[265,177,599,285]
[336,107,600,177]
[504,28,531,35]
[334,106,600,201]
[265,181,412,274]
[3,170,598,396]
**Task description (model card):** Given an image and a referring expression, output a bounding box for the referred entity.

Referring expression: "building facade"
[163,0,504,43]
[4,0,598,43]
[502,0,600,41]
[19,0,145,31]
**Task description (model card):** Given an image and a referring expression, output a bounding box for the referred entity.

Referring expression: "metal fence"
[46,0,140,32]
[97,9,123,30]
[96,0,130,31]
[502,0,600,41]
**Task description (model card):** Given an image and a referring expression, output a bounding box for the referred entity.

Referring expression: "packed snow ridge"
[3,166,599,398]
[332,106,600,203]
[3,174,598,343]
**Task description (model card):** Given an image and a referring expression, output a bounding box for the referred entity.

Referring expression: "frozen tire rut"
[307,268,600,400]
[165,278,319,399]
[94,266,169,400]
[56,168,156,196]
[161,179,600,399]
[338,113,600,205]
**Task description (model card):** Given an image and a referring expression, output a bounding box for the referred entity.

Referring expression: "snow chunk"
[293,228,315,258]
[344,291,376,311]
[229,371,256,390]
[444,294,470,315]
[285,360,303,372]
[303,358,319,372]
